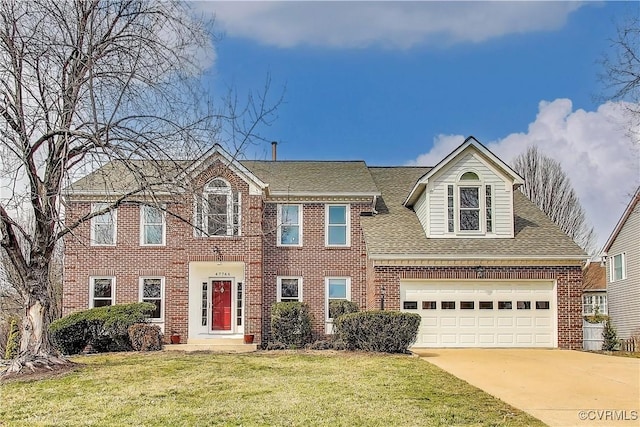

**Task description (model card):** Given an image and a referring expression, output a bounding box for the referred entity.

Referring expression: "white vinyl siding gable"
[414,192,429,235]
[606,203,639,340]
[425,152,514,238]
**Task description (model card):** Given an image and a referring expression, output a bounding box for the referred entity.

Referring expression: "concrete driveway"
[414,349,640,427]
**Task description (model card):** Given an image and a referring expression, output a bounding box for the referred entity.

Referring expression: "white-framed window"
[277,277,303,302]
[583,294,608,315]
[325,277,351,322]
[90,276,115,308]
[139,277,164,321]
[610,253,626,282]
[140,205,166,246]
[194,178,241,237]
[447,171,493,234]
[91,203,116,246]
[458,172,481,231]
[277,204,302,246]
[326,204,350,246]
[485,184,493,233]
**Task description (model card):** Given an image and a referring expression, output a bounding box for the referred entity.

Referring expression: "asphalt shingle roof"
[360,167,586,259]
[67,158,585,260]
[241,160,379,195]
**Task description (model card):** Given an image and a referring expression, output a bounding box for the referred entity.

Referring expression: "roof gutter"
[368,253,588,261]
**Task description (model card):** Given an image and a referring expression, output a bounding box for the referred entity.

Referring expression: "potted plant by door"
[170,330,181,344]
[243,334,255,344]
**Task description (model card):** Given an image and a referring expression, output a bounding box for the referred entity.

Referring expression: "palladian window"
[195,178,241,236]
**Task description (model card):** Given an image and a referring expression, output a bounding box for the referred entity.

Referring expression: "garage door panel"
[402,281,556,348]
[535,317,551,327]
[441,334,457,344]
[478,317,495,327]
[498,334,515,344]
[441,317,457,327]
[516,335,534,344]
[497,317,513,327]
[459,317,476,327]
[478,334,496,344]
[516,317,532,327]
[459,334,477,344]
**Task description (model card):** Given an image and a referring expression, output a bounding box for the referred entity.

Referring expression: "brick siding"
[63,160,583,348]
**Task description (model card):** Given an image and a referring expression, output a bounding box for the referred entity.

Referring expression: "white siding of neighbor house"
[606,204,640,340]
[426,152,514,238]
[414,191,429,235]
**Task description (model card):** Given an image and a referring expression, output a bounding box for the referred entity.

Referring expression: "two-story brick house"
[62,137,586,349]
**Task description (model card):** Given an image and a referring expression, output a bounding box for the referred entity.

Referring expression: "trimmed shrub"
[4,318,21,359]
[128,323,163,351]
[270,302,313,348]
[328,300,359,320]
[334,311,421,353]
[50,302,155,355]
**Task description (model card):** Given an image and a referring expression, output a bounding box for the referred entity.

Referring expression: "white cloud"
[196,2,585,49]
[409,99,640,251]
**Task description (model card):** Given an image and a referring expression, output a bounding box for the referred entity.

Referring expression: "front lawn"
[0,351,544,426]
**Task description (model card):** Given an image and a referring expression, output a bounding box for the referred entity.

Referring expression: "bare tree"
[0,0,277,375]
[599,14,640,144]
[512,146,597,254]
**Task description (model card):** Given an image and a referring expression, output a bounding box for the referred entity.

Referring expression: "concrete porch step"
[164,337,258,353]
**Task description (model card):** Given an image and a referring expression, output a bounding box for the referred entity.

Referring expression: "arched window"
[447,170,492,233]
[195,178,241,236]
[458,172,480,231]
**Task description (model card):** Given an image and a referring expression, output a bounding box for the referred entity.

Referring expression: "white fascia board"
[268,191,381,198]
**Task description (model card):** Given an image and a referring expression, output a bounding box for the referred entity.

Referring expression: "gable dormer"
[404,137,524,239]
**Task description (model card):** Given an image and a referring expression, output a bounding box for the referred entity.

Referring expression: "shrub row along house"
[62,137,586,348]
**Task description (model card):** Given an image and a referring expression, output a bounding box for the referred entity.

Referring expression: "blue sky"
[195,1,639,250]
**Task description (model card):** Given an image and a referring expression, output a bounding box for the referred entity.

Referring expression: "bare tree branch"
[512,146,597,255]
[0,0,280,375]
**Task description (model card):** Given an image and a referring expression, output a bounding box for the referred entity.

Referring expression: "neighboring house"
[602,187,640,340]
[62,137,586,349]
[581,260,607,351]
[582,261,607,317]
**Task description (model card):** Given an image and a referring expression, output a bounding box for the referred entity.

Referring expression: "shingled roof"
[360,167,586,260]
[241,160,379,196]
[66,154,586,261]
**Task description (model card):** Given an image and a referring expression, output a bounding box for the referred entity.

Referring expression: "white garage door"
[401,281,556,348]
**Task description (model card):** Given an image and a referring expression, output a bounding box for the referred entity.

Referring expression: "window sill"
[325,245,351,249]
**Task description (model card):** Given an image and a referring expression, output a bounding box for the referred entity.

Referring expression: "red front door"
[212,280,232,331]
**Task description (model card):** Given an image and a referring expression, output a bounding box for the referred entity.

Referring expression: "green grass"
[0,351,545,426]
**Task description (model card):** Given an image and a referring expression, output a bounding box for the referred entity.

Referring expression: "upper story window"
[140,205,166,246]
[195,178,241,237]
[90,277,115,307]
[91,203,116,246]
[447,172,492,234]
[277,204,302,246]
[610,253,626,282]
[459,172,480,231]
[326,204,350,247]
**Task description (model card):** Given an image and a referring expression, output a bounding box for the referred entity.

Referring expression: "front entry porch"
[188,261,248,341]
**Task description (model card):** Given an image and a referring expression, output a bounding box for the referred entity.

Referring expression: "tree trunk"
[2,264,69,376]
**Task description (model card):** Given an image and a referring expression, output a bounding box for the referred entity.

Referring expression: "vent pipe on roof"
[271,141,278,161]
